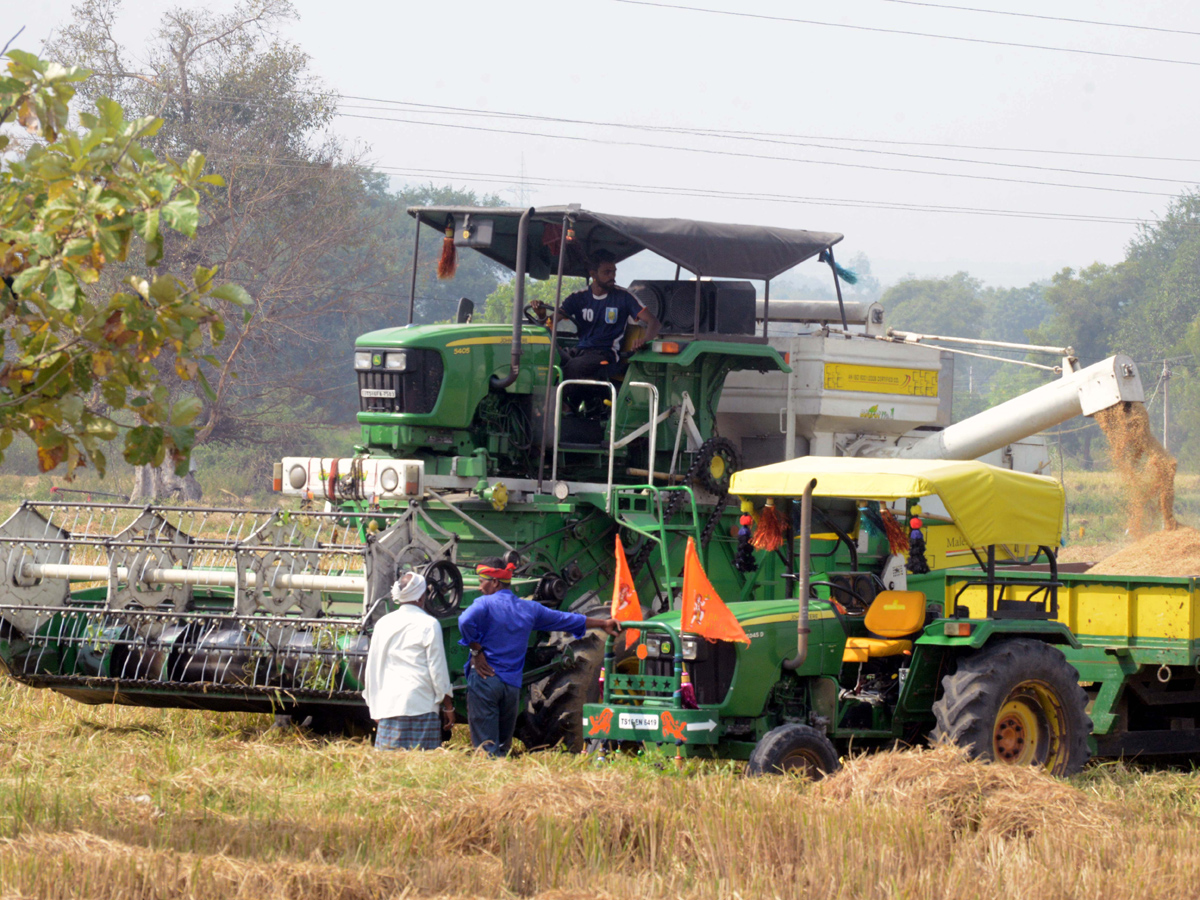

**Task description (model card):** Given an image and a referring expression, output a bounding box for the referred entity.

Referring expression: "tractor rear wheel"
[931,638,1091,776]
[746,724,840,778]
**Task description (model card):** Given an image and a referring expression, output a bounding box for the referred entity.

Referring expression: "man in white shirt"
[363,572,454,750]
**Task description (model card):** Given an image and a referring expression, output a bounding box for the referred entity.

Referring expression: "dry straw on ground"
[814,743,1117,839]
[7,682,1200,900]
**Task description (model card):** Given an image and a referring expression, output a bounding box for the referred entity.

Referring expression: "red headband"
[476,563,515,582]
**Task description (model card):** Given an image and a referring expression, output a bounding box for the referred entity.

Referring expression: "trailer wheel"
[746,724,840,778]
[931,638,1091,777]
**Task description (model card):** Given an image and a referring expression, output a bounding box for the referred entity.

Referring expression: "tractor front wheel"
[931,638,1091,776]
[746,724,840,778]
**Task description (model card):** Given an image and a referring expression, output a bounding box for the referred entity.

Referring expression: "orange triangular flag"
[611,535,641,649]
[681,537,750,645]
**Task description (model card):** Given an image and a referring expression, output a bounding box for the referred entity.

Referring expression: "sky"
[14,0,1200,289]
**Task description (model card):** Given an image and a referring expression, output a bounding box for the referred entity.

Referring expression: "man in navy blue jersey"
[535,250,660,412]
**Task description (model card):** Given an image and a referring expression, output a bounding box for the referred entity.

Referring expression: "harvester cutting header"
[0,204,1145,749]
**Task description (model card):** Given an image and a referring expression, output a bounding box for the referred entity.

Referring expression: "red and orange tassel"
[751,499,784,552]
[437,222,457,280]
[879,508,910,555]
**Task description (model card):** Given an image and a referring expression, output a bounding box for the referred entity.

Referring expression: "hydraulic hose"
[490,207,534,390]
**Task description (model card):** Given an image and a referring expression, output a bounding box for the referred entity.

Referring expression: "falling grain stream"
[1094,400,1178,537]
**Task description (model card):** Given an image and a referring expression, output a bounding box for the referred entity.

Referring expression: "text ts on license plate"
[360,389,396,399]
[618,712,659,730]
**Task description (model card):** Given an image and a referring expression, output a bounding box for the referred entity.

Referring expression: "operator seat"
[841,590,927,663]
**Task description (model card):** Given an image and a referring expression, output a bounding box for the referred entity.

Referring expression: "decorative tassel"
[734,512,757,572]
[437,222,457,280]
[751,499,784,552]
[818,249,858,285]
[908,515,930,575]
[879,508,910,555]
[680,668,699,709]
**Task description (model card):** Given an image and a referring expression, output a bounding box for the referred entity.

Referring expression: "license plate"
[360,389,396,399]
[618,712,659,730]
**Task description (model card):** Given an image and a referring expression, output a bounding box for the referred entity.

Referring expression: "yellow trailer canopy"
[729,457,1064,549]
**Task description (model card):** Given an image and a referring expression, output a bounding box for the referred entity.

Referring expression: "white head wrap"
[391,572,428,604]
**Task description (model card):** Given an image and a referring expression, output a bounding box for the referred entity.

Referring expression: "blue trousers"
[467,668,521,757]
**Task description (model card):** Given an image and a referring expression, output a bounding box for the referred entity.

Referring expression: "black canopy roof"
[407,205,843,281]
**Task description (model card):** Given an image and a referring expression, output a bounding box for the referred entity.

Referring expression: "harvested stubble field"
[3,682,1200,899]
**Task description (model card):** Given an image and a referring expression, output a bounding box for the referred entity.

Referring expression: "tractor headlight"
[354,351,372,370]
[378,466,399,493]
[384,351,408,371]
[643,635,662,658]
[682,637,700,661]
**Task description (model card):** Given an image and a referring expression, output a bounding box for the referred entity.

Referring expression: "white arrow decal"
[686,719,718,732]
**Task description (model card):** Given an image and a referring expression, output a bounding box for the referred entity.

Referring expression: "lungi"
[375,712,442,750]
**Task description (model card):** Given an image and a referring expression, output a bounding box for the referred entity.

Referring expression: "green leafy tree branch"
[0,49,247,476]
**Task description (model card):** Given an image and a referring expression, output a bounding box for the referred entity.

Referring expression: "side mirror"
[455,298,474,323]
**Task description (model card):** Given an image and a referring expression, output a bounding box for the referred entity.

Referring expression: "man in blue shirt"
[535,250,660,413]
[458,558,620,756]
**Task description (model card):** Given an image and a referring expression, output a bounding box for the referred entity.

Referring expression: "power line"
[874,0,1200,38]
[323,98,1200,187]
[204,153,1161,226]
[334,110,1179,199]
[610,0,1200,68]
[153,82,1200,165]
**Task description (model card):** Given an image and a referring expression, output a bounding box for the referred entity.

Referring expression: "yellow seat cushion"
[863,590,927,638]
[842,637,913,663]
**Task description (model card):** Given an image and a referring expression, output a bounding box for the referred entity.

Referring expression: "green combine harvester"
[0,206,1150,755]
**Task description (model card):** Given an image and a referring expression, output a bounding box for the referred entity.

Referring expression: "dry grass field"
[2,680,1200,900]
[2,460,1198,897]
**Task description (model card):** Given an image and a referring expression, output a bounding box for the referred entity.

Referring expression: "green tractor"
[583,456,1094,776]
[0,205,1143,750]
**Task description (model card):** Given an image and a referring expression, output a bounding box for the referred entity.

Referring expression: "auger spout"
[888,355,1144,461]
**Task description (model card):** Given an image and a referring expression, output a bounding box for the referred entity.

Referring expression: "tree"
[0,48,243,477]
[48,5,508,491]
[881,272,986,339]
[481,276,587,325]
[46,1,375,467]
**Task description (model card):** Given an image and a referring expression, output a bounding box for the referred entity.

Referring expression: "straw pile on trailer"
[1088,527,1200,576]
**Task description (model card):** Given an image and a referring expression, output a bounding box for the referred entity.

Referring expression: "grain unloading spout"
[889,355,1144,461]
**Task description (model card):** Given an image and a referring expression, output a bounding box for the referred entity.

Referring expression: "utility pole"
[1162,359,1172,453]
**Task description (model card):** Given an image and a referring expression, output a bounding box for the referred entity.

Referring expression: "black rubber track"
[930,638,1092,776]
[746,723,840,777]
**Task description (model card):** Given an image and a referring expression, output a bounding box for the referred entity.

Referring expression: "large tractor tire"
[931,638,1091,777]
[746,724,840,778]
[516,628,606,752]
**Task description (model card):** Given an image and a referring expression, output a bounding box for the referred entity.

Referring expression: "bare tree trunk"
[129,463,203,503]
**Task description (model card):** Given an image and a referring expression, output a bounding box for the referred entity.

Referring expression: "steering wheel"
[523,304,548,327]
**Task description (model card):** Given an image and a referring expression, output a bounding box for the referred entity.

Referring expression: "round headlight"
[379,467,399,492]
[288,465,308,490]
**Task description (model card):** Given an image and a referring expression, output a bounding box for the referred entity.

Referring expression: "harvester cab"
[582,457,1094,777]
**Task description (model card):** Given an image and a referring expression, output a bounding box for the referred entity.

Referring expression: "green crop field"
[1,679,1200,900]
